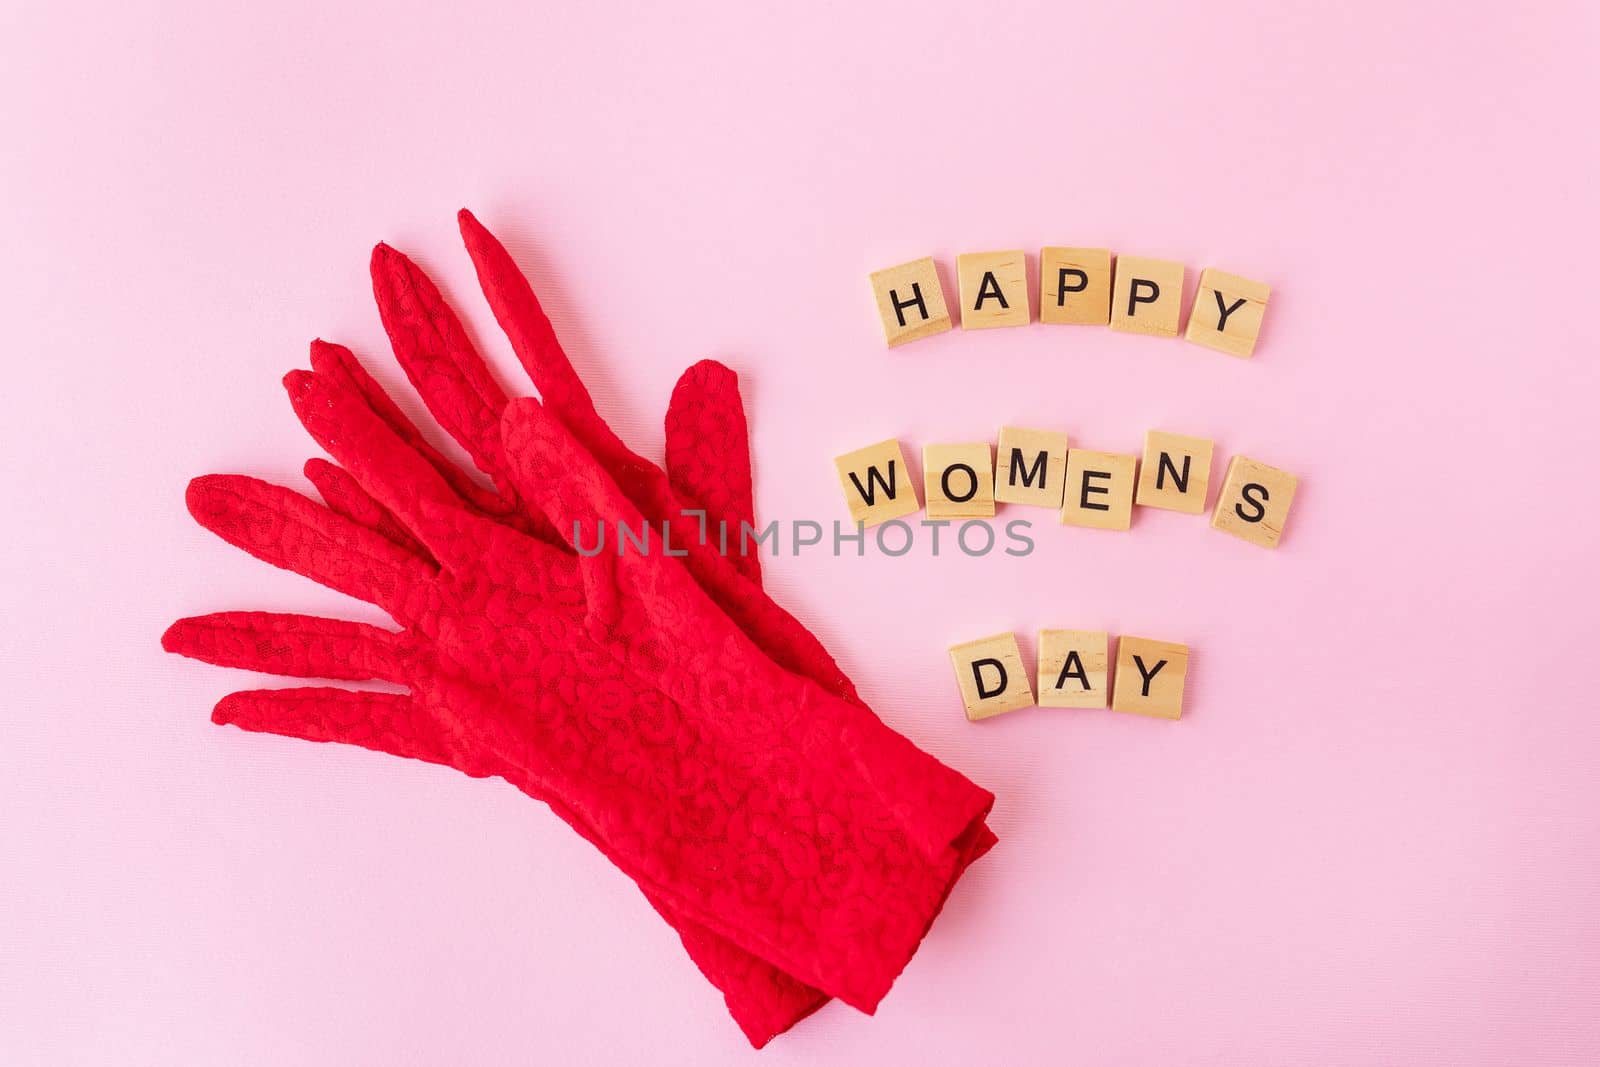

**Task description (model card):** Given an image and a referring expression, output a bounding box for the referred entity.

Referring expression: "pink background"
[4,2,1598,1063]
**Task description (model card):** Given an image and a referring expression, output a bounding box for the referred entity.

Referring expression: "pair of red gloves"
[164,211,996,1046]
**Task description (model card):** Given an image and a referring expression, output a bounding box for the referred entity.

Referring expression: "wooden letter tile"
[956,250,1029,329]
[1211,455,1299,548]
[1111,635,1189,719]
[1186,268,1270,358]
[869,257,952,347]
[1135,430,1215,514]
[994,426,1070,508]
[949,632,1035,721]
[1037,629,1109,709]
[1038,247,1112,326]
[1060,449,1137,530]
[923,442,995,519]
[833,438,921,527]
[1109,255,1185,337]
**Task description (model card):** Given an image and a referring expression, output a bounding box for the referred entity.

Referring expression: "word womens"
[834,430,1299,550]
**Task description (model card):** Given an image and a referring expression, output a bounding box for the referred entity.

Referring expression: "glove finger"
[162,611,406,683]
[664,359,760,584]
[499,396,651,536]
[186,474,434,619]
[499,396,646,630]
[457,209,641,473]
[300,351,560,547]
[286,369,553,576]
[309,339,513,521]
[210,687,490,776]
[304,457,433,561]
[368,245,522,505]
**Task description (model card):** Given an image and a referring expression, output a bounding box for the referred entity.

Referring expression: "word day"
[950,631,1190,722]
[868,249,1270,358]
[833,428,1300,550]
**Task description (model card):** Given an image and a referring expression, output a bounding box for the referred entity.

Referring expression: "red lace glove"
[164,214,996,1045]
[375,210,860,700]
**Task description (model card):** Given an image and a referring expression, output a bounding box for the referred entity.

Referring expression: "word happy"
[868,249,1270,358]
